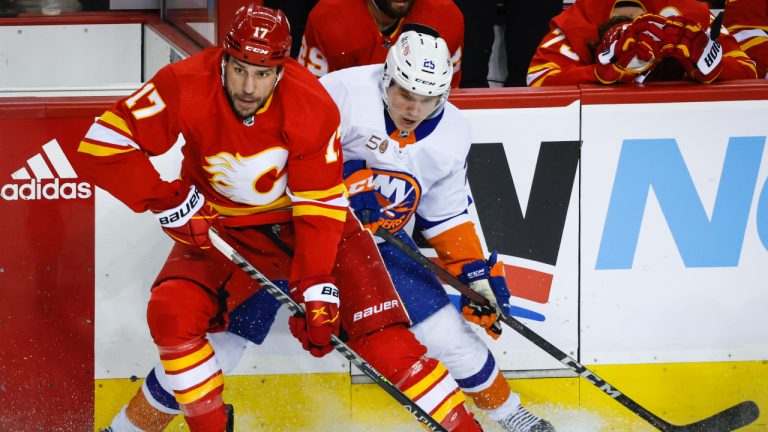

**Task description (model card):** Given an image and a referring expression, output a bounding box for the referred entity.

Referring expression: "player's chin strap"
[373,226,760,432]
[207,227,448,432]
[220,57,227,87]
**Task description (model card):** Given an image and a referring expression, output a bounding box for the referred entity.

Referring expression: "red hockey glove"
[149,181,220,249]
[288,276,340,358]
[343,161,384,233]
[660,15,723,83]
[594,15,665,84]
[458,252,511,340]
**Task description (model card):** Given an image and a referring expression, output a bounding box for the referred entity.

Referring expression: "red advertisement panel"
[0,104,101,430]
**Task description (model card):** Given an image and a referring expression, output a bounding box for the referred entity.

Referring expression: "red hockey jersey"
[297,0,464,87]
[76,48,347,283]
[527,0,756,85]
[724,0,768,78]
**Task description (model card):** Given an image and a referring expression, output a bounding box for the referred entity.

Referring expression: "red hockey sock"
[181,389,227,432]
[393,357,481,432]
[350,325,481,432]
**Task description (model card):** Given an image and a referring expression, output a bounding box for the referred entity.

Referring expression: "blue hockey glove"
[342,160,383,232]
[458,252,511,339]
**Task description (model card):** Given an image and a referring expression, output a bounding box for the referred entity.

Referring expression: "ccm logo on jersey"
[353,300,400,322]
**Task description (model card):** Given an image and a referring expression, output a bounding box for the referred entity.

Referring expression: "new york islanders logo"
[372,168,421,233]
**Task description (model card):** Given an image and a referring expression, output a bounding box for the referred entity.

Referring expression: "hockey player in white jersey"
[103,29,554,432]
[322,30,556,432]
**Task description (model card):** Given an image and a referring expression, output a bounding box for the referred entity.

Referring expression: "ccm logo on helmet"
[245,46,269,55]
[415,78,436,86]
[353,300,400,322]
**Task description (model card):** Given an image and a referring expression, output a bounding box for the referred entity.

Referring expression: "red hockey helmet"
[224,4,291,66]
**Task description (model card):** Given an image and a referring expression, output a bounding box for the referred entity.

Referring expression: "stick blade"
[673,401,760,432]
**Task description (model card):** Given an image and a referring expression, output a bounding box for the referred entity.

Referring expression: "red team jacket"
[527,0,757,85]
[297,0,464,87]
[724,0,768,78]
[76,48,347,285]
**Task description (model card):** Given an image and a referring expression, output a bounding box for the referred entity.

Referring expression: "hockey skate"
[100,405,233,432]
[498,404,555,432]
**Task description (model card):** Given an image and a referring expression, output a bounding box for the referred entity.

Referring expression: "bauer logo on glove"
[155,185,204,227]
[314,284,340,300]
[150,182,220,249]
[660,14,724,82]
[699,39,722,73]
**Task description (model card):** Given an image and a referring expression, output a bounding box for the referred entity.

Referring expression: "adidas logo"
[1,139,92,201]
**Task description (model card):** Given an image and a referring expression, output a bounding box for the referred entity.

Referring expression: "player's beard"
[372,0,414,19]
[226,88,265,120]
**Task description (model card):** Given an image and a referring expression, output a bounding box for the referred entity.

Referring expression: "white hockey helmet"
[381,30,453,117]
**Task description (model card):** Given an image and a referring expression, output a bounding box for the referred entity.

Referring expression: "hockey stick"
[375,227,760,432]
[207,228,448,432]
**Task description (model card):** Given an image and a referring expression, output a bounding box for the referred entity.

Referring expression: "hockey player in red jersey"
[526,0,757,86]
[297,0,464,87]
[77,4,481,432]
[724,0,768,79]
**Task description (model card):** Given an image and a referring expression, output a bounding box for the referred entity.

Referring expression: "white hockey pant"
[409,304,521,420]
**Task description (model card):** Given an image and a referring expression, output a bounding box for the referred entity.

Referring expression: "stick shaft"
[208,228,448,432]
[375,227,758,431]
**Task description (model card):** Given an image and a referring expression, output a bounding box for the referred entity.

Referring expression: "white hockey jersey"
[320,64,473,241]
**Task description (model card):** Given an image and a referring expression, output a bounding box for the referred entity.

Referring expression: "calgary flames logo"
[204,148,288,206]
